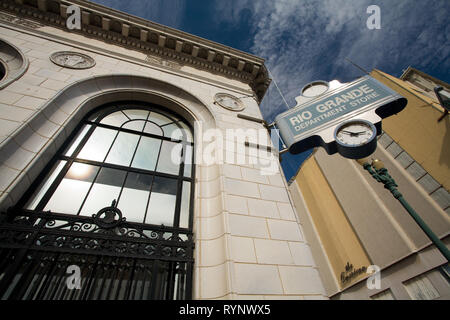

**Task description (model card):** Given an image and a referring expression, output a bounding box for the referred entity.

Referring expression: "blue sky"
[92,0,449,179]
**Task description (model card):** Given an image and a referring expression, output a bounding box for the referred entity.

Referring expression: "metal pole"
[396,195,450,262]
[361,162,450,262]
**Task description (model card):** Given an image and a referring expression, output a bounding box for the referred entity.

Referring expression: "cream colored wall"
[371,69,450,191]
[333,240,450,300]
[293,154,372,292]
[0,18,326,300]
[290,144,449,298]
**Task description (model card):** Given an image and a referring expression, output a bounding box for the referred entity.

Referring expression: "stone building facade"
[0,0,326,300]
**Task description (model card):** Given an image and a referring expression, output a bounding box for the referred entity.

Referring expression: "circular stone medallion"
[214,93,245,112]
[50,51,96,69]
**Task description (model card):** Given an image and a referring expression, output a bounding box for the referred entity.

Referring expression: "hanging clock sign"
[274,75,407,159]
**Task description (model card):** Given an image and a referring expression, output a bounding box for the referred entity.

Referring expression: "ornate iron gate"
[0,206,194,300]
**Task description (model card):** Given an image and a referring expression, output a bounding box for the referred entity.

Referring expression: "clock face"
[333,119,378,159]
[335,120,376,147]
[214,93,244,111]
[301,81,329,97]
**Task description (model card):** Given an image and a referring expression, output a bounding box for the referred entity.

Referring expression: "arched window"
[0,102,195,300]
[24,102,194,227]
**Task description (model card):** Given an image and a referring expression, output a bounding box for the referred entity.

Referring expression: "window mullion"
[143,136,164,224]
[75,164,103,215]
[34,123,98,211]
[34,160,71,211]
[116,128,145,219]
[173,143,185,228]
[87,121,193,145]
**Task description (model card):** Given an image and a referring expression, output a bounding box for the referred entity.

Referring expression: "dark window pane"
[145,176,178,226]
[117,172,153,223]
[95,167,127,187]
[124,172,153,191]
[87,110,101,122]
[79,167,126,216]
[151,176,177,195]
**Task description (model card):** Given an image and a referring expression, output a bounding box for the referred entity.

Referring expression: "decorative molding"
[145,54,182,71]
[213,92,245,112]
[0,11,45,29]
[0,37,29,89]
[0,0,271,102]
[50,51,96,69]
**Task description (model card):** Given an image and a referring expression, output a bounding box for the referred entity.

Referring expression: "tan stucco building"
[289,68,450,299]
[0,0,328,300]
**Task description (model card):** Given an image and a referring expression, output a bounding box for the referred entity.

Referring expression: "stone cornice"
[0,0,271,102]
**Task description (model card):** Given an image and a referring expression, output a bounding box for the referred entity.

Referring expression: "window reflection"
[77,127,116,162]
[146,176,177,226]
[100,111,128,127]
[162,123,182,139]
[122,120,146,132]
[131,137,161,171]
[117,172,153,223]
[178,122,193,142]
[184,145,193,177]
[28,105,194,230]
[123,109,149,120]
[45,163,99,214]
[148,112,172,126]
[26,160,67,210]
[143,121,163,136]
[179,181,191,229]
[64,125,91,157]
[156,141,181,175]
[105,132,140,166]
[79,167,126,216]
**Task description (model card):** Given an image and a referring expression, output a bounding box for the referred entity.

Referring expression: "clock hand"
[342,130,366,136]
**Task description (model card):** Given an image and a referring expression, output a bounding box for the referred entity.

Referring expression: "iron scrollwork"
[92,200,126,230]
[0,206,194,263]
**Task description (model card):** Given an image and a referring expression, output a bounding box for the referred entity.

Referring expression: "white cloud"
[212,0,450,121]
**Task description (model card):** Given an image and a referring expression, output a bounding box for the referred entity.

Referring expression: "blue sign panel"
[274,76,407,154]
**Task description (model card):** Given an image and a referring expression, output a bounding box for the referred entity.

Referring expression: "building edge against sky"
[0,0,329,300]
[287,67,450,299]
